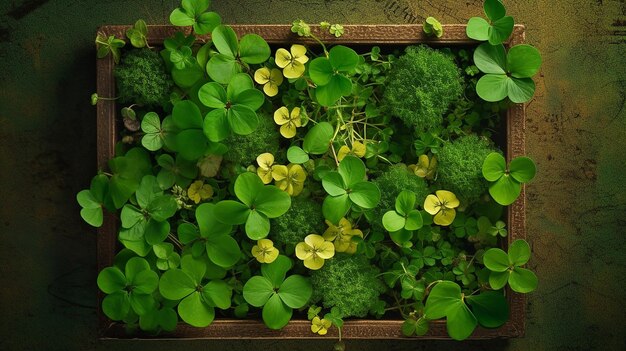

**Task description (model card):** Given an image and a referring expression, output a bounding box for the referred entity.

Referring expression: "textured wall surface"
[0,0,624,350]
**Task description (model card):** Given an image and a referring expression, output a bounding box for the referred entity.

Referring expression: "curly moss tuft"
[371,164,429,230]
[222,112,280,166]
[382,45,463,132]
[435,135,498,205]
[115,48,173,107]
[270,197,325,247]
[310,254,386,318]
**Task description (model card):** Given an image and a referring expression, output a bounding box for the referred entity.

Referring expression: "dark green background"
[0,0,624,350]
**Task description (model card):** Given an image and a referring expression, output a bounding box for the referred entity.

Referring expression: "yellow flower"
[323,218,363,254]
[274,106,303,139]
[275,44,309,79]
[251,239,279,264]
[295,234,335,270]
[337,141,366,161]
[256,153,288,184]
[424,190,460,226]
[253,67,283,97]
[187,180,213,204]
[311,316,332,335]
[274,164,307,196]
[408,155,437,180]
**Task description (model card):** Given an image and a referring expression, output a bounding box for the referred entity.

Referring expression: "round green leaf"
[181,0,209,17]
[130,293,156,315]
[243,276,274,307]
[395,190,416,216]
[508,239,531,266]
[141,112,161,133]
[81,207,104,227]
[484,0,506,20]
[446,300,478,341]
[476,74,509,102]
[228,104,259,135]
[239,34,271,64]
[97,267,126,294]
[125,257,150,282]
[198,82,227,108]
[262,293,292,330]
[212,25,238,58]
[466,291,509,328]
[181,253,207,283]
[202,280,232,309]
[232,89,264,111]
[474,43,506,74]
[509,156,536,183]
[415,318,429,336]
[206,53,240,84]
[120,205,144,229]
[214,200,251,225]
[287,146,309,164]
[507,44,542,78]
[401,319,417,336]
[194,12,221,35]
[102,291,131,321]
[176,129,209,161]
[489,174,522,206]
[482,152,506,181]
[245,210,270,240]
[90,174,109,202]
[424,281,461,320]
[322,172,347,196]
[203,109,230,142]
[255,186,291,218]
[172,63,204,89]
[172,100,203,129]
[489,271,509,290]
[147,196,178,222]
[178,292,215,327]
[509,267,538,293]
[131,269,159,295]
[329,45,359,72]
[466,17,489,41]
[177,222,200,244]
[169,8,195,26]
[308,57,333,85]
[77,189,100,209]
[234,172,263,207]
[207,235,241,267]
[278,275,312,309]
[349,181,381,209]
[315,74,352,107]
[322,194,351,224]
[159,269,196,300]
[488,16,514,45]
[383,211,405,232]
[507,77,536,103]
[262,255,292,288]
[144,219,170,245]
[405,210,423,231]
[390,228,413,245]
[483,248,510,272]
[196,203,233,237]
[227,73,255,100]
[159,308,178,332]
[338,156,366,187]
[302,122,333,155]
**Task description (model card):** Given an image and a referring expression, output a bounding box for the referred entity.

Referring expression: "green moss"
[371,164,429,230]
[310,254,386,318]
[115,48,173,107]
[270,197,325,247]
[436,135,498,205]
[382,45,463,132]
[222,112,280,166]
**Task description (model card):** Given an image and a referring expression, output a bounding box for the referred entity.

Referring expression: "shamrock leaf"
[95,32,125,63]
[198,73,265,141]
[382,190,424,233]
[214,172,291,240]
[156,154,198,190]
[321,156,381,224]
[196,203,241,267]
[482,152,536,205]
[77,174,109,227]
[483,239,538,293]
[171,100,212,160]
[141,112,177,152]
[302,121,333,155]
[242,255,312,329]
[169,0,221,35]
[423,17,443,38]
[309,45,359,106]
[107,147,152,209]
[153,243,181,270]
[159,255,232,327]
[126,19,148,48]
[466,0,514,45]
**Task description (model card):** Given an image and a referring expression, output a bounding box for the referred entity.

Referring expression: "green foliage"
[466,0,514,45]
[270,197,325,247]
[222,112,280,166]
[169,0,221,35]
[115,48,174,107]
[436,135,497,205]
[483,239,538,293]
[423,17,443,38]
[309,45,359,106]
[310,255,386,318]
[126,19,148,48]
[382,45,463,132]
[382,190,424,239]
[95,33,125,63]
[482,152,536,205]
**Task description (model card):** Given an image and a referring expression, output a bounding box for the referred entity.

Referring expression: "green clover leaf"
[77,174,109,227]
[309,45,358,106]
[126,19,148,48]
[302,122,333,155]
[153,243,181,270]
[156,153,198,190]
[107,147,152,209]
[169,0,221,35]
[382,190,424,234]
[196,203,241,267]
[171,100,213,160]
[466,0,514,45]
[482,152,536,205]
[483,239,538,293]
[141,112,177,152]
[95,33,125,64]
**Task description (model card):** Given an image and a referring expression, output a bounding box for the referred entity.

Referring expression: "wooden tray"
[96,24,527,340]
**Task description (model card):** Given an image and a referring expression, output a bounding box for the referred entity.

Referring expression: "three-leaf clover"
[95,32,125,63]
[424,17,443,38]
[97,257,159,321]
[466,0,514,45]
[424,280,509,340]
[309,45,359,106]
[198,73,265,142]
[242,255,312,329]
[107,147,152,209]
[159,255,232,327]
[141,112,177,152]
[321,156,381,224]
[126,19,149,48]
[382,190,424,232]
[153,243,181,270]
[214,172,291,239]
[156,153,198,190]
[482,152,536,205]
[206,25,271,84]
[169,0,221,35]
[195,203,241,267]
[483,239,538,293]
[171,100,211,161]
[77,174,109,227]
[474,43,542,103]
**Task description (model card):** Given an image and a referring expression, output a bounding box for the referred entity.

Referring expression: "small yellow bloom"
[274,164,307,196]
[424,190,460,226]
[253,67,283,97]
[274,106,303,139]
[408,155,437,180]
[275,44,309,79]
[311,316,332,335]
[187,180,213,204]
[323,218,363,254]
[337,141,366,161]
[256,153,288,185]
[251,239,279,264]
[295,234,335,270]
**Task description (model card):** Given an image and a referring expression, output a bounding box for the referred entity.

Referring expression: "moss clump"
[382,45,463,132]
[222,112,280,166]
[115,48,173,107]
[310,254,386,318]
[270,197,325,247]
[371,164,429,230]
[436,135,497,205]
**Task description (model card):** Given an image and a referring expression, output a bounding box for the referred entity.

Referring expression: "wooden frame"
[96,24,527,340]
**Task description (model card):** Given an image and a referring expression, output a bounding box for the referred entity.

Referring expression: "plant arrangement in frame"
[83,0,540,343]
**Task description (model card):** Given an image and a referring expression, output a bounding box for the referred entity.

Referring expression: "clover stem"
[383,303,417,312]
[337,326,342,342]
[425,279,443,294]
[309,34,328,57]
[167,233,183,250]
